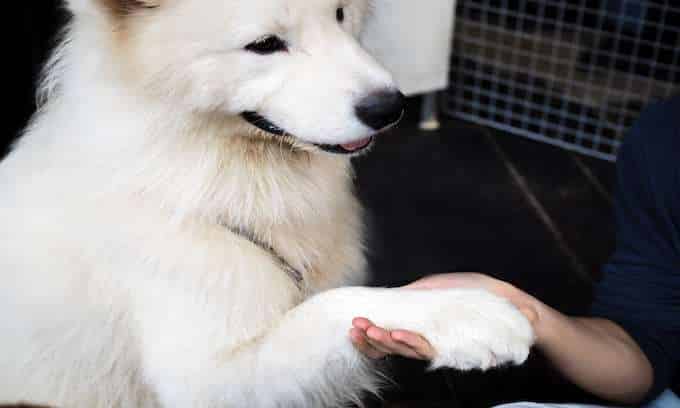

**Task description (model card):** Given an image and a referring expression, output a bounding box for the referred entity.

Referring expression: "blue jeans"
[494,389,680,408]
[646,390,680,408]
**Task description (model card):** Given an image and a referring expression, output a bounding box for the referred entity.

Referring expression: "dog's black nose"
[355,89,405,130]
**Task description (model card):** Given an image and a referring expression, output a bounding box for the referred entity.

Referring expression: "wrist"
[530,300,566,348]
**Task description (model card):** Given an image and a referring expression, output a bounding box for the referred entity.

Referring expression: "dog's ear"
[66,0,160,18]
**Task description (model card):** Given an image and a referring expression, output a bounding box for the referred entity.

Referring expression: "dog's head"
[67,0,404,155]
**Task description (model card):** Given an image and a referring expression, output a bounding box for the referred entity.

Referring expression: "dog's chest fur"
[157,128,370,293]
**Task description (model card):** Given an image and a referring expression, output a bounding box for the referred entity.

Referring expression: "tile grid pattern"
[444,0,680,161]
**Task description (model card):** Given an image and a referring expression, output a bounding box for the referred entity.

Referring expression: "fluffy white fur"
[0,0,534,407]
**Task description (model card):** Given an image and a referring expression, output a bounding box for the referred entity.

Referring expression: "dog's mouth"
[241,111,376,155]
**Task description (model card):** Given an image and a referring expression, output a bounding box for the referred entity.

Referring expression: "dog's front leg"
[257,286,535,406]
[139,286,533,408]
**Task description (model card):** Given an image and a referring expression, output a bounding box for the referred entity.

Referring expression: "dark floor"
[353,98,617,407]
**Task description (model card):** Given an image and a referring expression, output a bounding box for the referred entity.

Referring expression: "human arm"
[351,273,653,404]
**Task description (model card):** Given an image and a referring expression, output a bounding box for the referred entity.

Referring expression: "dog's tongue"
[341,137,372,152]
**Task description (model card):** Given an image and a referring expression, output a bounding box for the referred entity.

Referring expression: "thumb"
[519,306,539,326]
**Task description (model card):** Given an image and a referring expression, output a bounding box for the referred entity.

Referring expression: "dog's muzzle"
[241,90,404,155]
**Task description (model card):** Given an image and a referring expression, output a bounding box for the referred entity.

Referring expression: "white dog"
[0,0,534,407]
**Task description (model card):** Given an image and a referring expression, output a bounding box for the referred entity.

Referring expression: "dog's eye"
[336,7,345,23]
[245,35,288,55]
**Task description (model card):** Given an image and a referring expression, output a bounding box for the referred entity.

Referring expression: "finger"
[390,330,436,359]
[352,317,375,331]
[365,327,423,360]
[350,329,386,359]
[354,322,427,359]
[368,336,424,360]
[403,281,432,290]
[353,322,395,355]
[364,327,396,355]
[519,306,539,325]
[365,326,391,344]
[404,279,441,290]
[350,328,387,360]
[364,335,393,355]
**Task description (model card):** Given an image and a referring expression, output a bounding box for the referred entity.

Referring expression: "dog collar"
[225,225,305,290]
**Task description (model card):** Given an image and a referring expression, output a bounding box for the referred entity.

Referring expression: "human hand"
[349,317,435,360]
[350,273,540,361]
[406,273,539,324]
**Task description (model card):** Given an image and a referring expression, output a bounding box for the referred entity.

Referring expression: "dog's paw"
[421,289,535,371]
